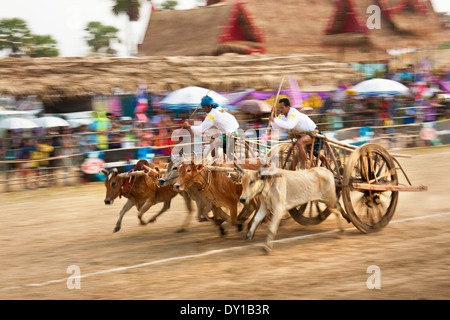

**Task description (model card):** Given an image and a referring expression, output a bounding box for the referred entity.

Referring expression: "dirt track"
[0,146,449,300]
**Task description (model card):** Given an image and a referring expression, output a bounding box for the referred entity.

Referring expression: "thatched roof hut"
[137,0,448,62]
[217,0,449,62]
[138,1,265,56]
[0,54,363,102]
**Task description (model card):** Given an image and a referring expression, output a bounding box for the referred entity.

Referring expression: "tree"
[85,21,121,54]
[0,18,33,56]
[112,0,142,21]
[111,0,143,55]
[27,34,59,57]
[161,1,178,10]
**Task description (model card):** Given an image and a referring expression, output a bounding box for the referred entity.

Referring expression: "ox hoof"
[236,224,243,232]
[175,227,187,233]
[262,245,272,254]
[219,227,226,236]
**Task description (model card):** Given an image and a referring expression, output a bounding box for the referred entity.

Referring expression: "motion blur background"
[1,0,450,190]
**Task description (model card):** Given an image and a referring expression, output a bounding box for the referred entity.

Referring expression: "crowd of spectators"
[1,89,449,188]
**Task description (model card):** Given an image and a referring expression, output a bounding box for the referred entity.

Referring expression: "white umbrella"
[67,118,94,128]
[348,78,410,96]
[160,86,229,109]
[0,117,38,130]
[34,116,70,128]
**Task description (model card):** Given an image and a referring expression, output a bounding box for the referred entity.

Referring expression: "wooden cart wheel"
[287,140,344,225]
[342,143,399,233]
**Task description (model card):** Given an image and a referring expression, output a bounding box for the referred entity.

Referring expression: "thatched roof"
[239,0,450,62]
[136,0,448,63]
[0,54,363,101]
[139,2,264,56]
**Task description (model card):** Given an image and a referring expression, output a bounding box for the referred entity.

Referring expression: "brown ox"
[102,159,192,233]
[174,159,263,230]
[158,157,230,235]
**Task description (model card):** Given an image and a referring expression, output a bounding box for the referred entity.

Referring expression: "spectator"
[136,121,153,148]
[90,111,111,150]
[35,138,54,188]
[325,102,346,131]
[19,138,38,189]
[108,132,122,149]
[59,127,75,185]
[423,94,439,122]
[379,97,392,126]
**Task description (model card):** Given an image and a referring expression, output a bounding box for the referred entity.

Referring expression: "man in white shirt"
[270,98,325,169]
[182,95,239,162]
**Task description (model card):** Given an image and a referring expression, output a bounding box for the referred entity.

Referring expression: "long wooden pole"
[266,77,285,134]
[188,89,211,121]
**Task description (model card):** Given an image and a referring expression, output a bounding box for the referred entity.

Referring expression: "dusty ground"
[0,146,449,301]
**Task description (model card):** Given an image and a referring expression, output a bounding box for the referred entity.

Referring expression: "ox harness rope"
[120,175,137,198]
[178,167,212,192]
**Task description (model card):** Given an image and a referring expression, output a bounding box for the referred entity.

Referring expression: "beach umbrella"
[160,86,229,109]
[236,99,272,113]
[34,116,70,128]
[347,78,410,96]
[0,117,38,130]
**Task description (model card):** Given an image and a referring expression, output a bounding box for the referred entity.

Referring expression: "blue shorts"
[305,130,322,157]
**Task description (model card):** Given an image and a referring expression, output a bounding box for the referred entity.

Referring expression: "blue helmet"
[201,95,215,107]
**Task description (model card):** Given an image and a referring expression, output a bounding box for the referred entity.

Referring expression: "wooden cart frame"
[270,131,428,233]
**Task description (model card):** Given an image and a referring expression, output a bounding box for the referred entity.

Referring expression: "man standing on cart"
[269,98,326,169]
[182,95,239,162]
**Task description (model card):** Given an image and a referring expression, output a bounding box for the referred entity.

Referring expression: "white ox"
[236,162,343,253]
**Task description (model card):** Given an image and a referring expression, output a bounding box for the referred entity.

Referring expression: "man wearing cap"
[182,95,239,162]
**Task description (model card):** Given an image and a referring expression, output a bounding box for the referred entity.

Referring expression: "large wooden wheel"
[287,139,346,225]
[342,143,399,233]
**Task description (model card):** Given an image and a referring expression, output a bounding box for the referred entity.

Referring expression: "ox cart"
[207,131,427,234]
[263,131,427,233]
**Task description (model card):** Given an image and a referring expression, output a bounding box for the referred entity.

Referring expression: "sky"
[0,0,202,57]
[0,0,449,58]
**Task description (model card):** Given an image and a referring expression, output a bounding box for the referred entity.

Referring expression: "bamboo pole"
[266,77,285,133]
[188,89,211,121]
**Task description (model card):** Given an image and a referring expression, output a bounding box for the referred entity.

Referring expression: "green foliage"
[0,18,59,57]
[112,0,142,21]
[0,18,33,55]
[85,21,121,53]
[438,42,450,50]
[161,1,178,10]
[27,34,59,57]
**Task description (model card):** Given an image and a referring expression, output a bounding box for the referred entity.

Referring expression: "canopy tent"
[160,86,229,110]
[33,116,70,128]
[0,117,38,130]
[347,78,410,96]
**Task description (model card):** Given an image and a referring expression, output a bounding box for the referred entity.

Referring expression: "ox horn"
[100,168,109,176]
[233,161,245,174]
